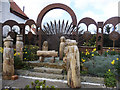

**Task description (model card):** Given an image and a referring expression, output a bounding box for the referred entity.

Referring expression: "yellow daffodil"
[117,58,119,60]
[82,59,85,62]
[14,53,16,56]
[106,50,108,53]
[18,53,20,55]
[92,54,94,56]
[93,48,96,51]
[108,69,110,72]
[111,60,115,65]
[113,49,115,51]
[25,52,27,54]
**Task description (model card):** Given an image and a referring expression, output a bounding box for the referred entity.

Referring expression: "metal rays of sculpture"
[42,20,76,35]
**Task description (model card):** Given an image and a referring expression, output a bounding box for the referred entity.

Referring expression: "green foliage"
[104,71,117,87]
[103,50,118,57]
[114,59,120,77]
[25,85,30,90]
[105,25,111,34]
[14,55,33,70]
[82,34,96,47]
[25,80,58,89]
[83,55,118,77]
[23,45,39,61]
[108,51,117,55]
[14,56,24,69]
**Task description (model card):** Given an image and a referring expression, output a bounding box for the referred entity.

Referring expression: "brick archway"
[36,3,77,30]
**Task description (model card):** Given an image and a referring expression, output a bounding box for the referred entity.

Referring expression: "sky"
[12,0,120,33]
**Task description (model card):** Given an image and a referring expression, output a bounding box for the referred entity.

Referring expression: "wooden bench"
[37,50,58,63]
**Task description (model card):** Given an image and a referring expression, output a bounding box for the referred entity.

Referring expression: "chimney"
[23,6,25,12]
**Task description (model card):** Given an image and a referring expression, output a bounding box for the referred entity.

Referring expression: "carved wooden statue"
[63,39,70,63]
[16,34,23,60]
[3,36,14,80]
[59,36,66,60]
[42,41,48,51]
[66,40,81,88]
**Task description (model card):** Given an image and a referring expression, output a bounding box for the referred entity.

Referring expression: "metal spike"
[61,20,64,34]
[43,25,49,34]
[58,20,60,34]
[66,22,72,34]
[64,20,68,34]
[50,21,55,34]
[54,20,57,34]
[47,23,53,34]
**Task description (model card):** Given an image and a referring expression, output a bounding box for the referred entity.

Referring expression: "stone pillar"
[42,41,48,51]
[3,36,14,80]
[66,40,81,88]
[16,34,23,60]
[59,36,66,60]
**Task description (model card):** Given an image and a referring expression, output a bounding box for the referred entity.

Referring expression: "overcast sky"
[12,0,119,24]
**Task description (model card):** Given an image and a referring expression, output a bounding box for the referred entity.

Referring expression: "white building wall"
[0,0,26,23]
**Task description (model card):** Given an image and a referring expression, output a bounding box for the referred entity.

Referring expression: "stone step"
[30,67,63,74]
[16,70,66,80]
[81,76,104,84]
[16,70,104,84]
[28,72,66,80]
[28,62,65,69]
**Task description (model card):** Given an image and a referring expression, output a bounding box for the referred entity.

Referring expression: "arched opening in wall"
[41,9,73,50]
[10,25,20,44]
[103,24,114,34]
[98,28,102,33]
[31,24,37,35]
[88,24,97,34]
[87,24,97,47]
[103,24,114,47]
[98,45,101,50]
[77,23,87,46]
[12,25,20,34]
[25,25,31,34]
[112,24,120,47]
[3,25,11,38]
[42,9,72,35]
[115,23,120,33]
[24,25,31,45]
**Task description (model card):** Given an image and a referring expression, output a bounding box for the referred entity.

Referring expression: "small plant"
[25,85,30,90]
[104,70,117,88]
[25,80,58,89]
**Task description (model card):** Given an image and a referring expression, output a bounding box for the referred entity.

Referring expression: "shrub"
[14,55,33,70]
[23,45,39,61]
[104,70,117,88]
[83,55,119,77]
[114,58,120,78]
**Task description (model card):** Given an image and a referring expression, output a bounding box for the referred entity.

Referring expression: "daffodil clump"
[23,45,39,61]
[80,48,99,63]
[0,47,3,53]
